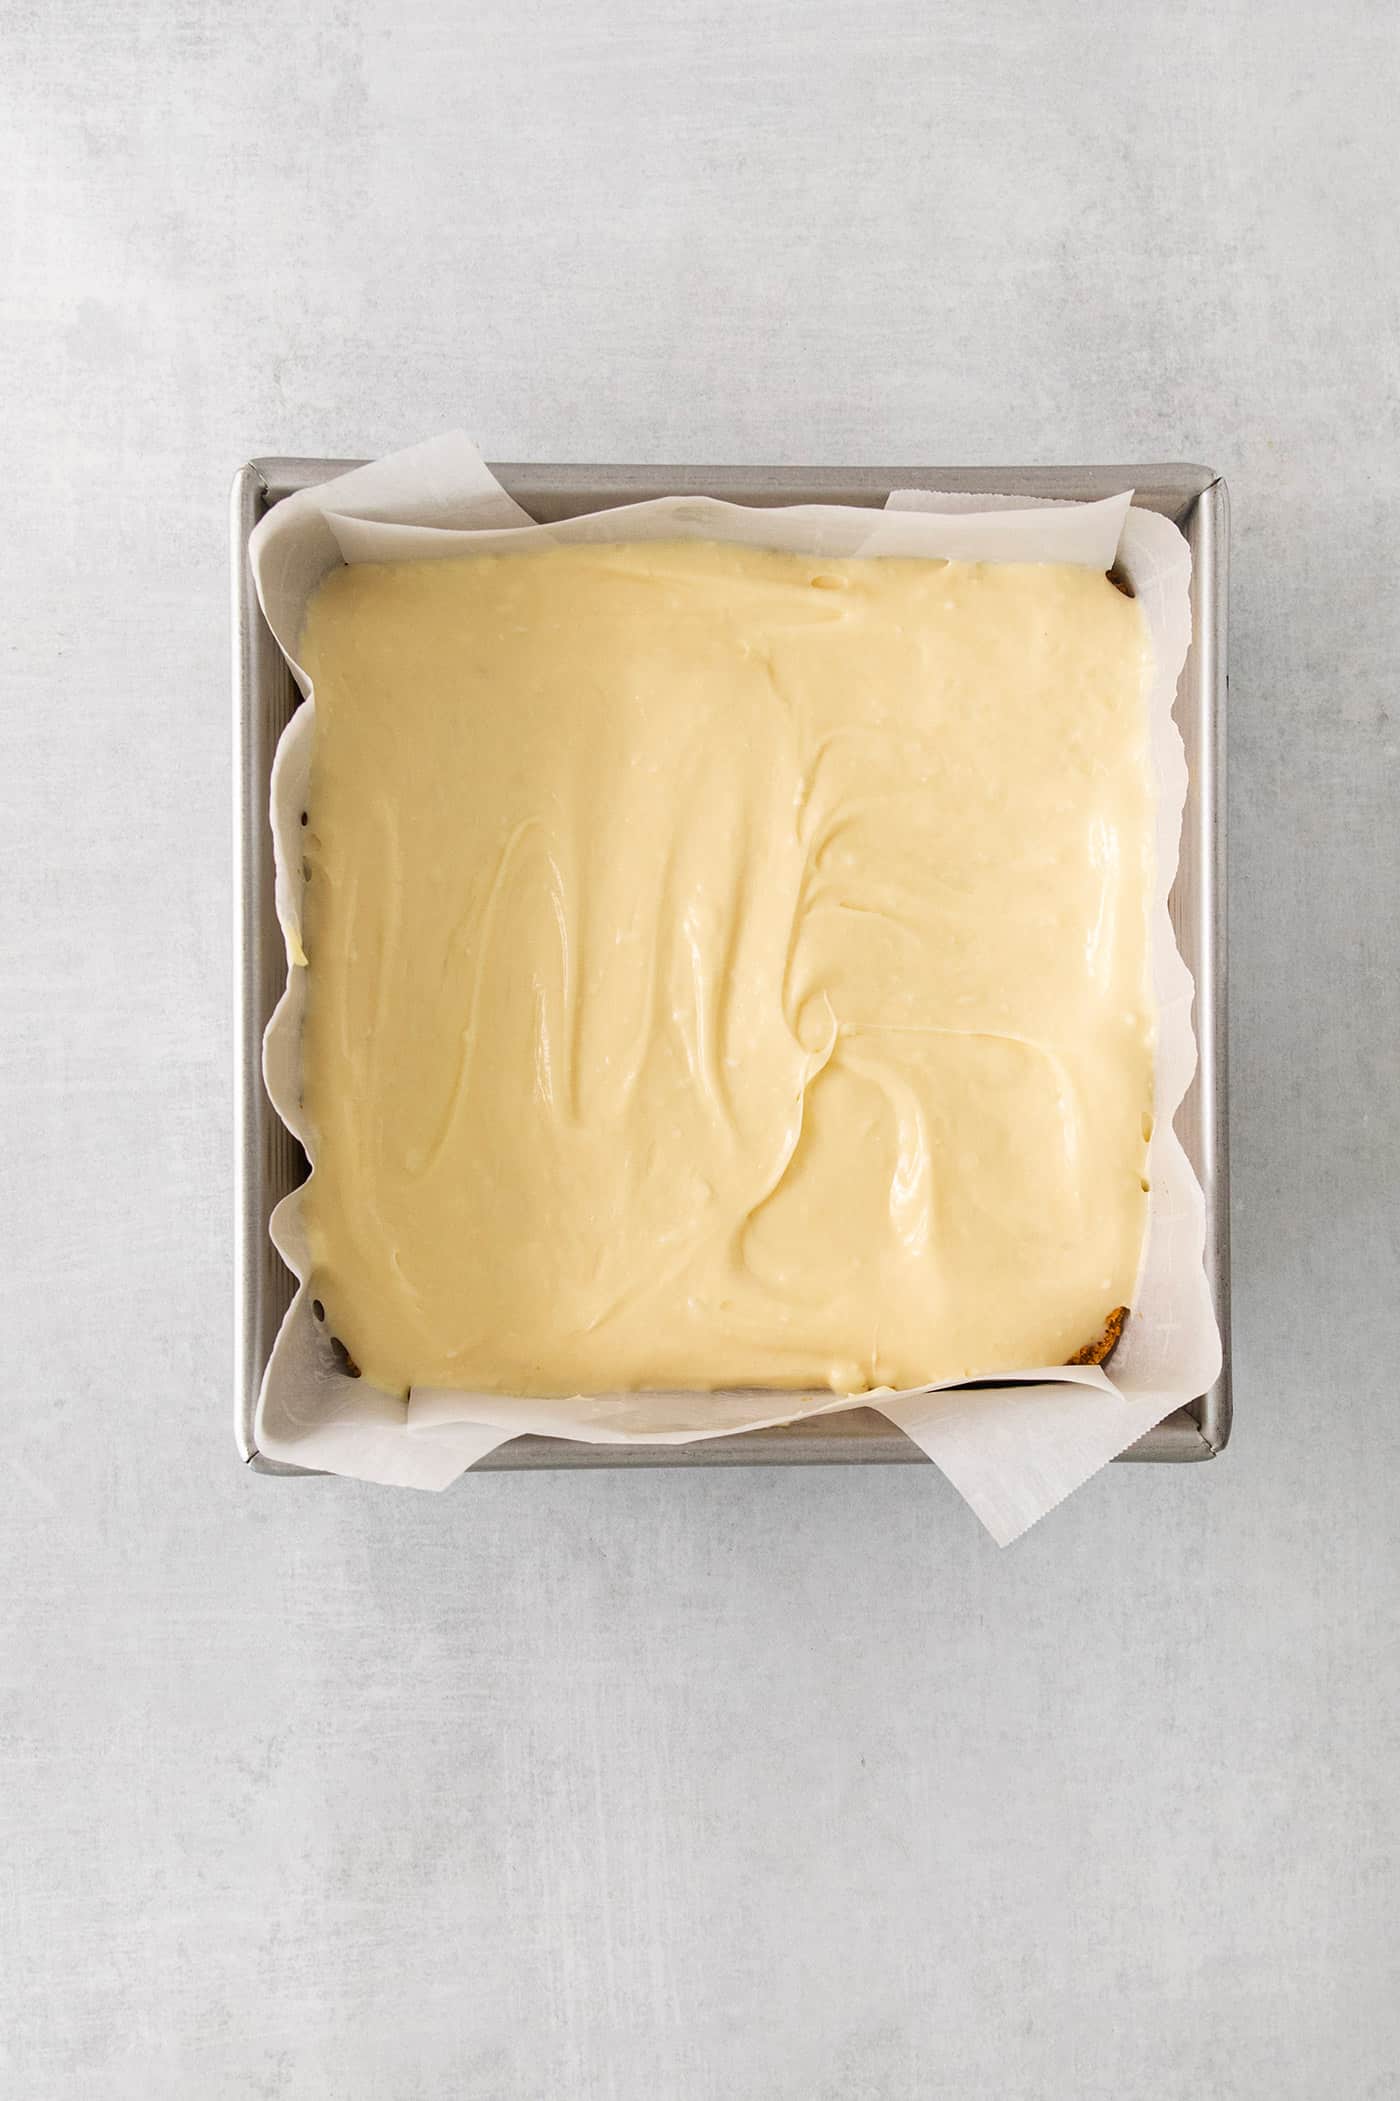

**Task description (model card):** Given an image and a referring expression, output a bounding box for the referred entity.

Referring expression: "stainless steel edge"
[253,459,1220,520]
[232,462,263,1465]
[233,463,317,1476]
[235,460,1229,1475]
[1194,479,1232,1454]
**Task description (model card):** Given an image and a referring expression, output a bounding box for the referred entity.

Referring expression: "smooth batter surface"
[298,542,1153,1398]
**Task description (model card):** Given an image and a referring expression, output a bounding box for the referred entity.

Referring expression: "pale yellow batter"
[297,541,1153,1398]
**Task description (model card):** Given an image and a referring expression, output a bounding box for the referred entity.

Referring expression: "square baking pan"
[234,461,1230,1474]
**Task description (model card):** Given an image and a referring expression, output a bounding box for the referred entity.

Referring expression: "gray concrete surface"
[3,2,1398,2095]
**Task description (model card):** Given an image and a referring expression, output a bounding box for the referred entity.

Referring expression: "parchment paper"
[250,433,1221,1540]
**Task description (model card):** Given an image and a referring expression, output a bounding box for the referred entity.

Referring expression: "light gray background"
[3,2,1397,2096]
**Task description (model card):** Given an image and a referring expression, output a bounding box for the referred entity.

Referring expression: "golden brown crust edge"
[1066,1305,1129,1367]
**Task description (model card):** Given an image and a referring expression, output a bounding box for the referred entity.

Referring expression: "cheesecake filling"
[297,540,1153,1397]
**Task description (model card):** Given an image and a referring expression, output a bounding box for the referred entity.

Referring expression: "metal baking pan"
[234,461,1230,1474]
